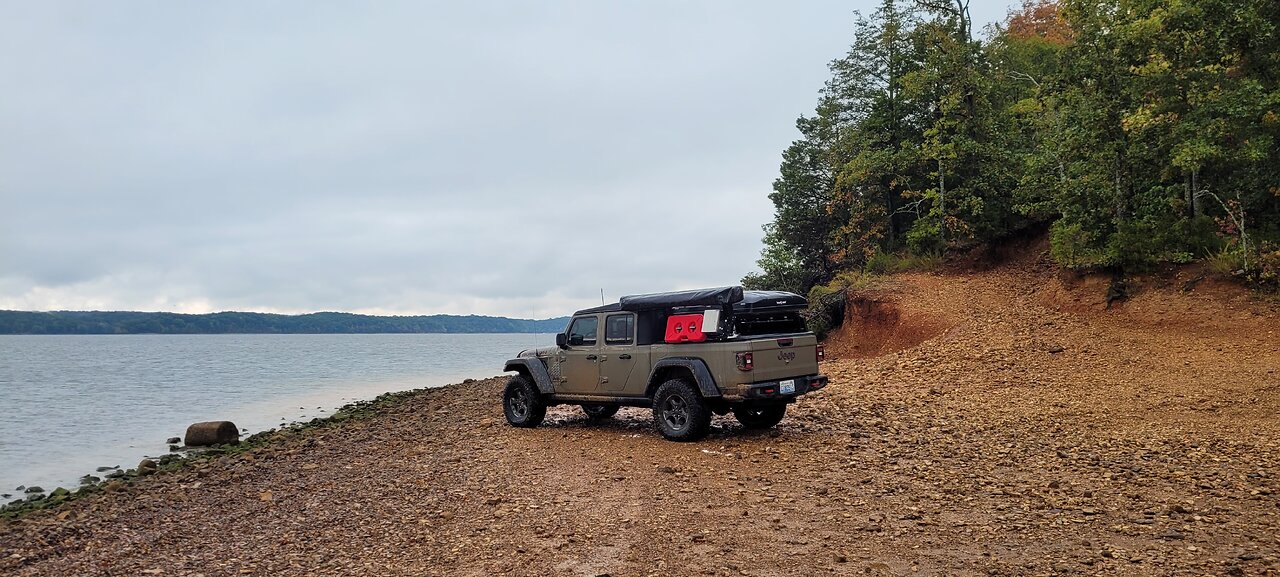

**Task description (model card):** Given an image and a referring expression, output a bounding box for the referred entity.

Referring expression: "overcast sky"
[0,1,1012,318]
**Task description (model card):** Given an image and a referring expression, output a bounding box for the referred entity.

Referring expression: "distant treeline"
[0,310,571,335]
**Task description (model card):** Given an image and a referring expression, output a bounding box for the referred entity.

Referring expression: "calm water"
[0,333,550,497]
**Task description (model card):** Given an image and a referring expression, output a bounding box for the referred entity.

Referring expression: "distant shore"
[0,310,568,335]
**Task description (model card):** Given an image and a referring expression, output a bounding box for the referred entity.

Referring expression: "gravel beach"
[2,253,1278,576]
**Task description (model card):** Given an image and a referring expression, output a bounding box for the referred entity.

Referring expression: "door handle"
[619,354,632,360]
[598,354,607,361]
[585,355,598,361]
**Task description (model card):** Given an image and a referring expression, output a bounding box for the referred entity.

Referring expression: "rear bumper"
[721,374,828,402]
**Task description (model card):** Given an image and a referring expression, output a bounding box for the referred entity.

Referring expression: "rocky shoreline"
[0,385,450,520]
[2,263,1279,576]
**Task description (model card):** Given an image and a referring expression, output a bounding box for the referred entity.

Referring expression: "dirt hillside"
[2,243,1278,576]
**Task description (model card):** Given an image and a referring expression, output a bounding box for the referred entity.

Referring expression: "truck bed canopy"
[571,286,809,343]
[574,287,807,316]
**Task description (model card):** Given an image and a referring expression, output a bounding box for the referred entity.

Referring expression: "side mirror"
[556,333,568,349]
[569,335,585,347]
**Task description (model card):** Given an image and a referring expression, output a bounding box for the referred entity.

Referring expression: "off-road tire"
[652,379,711,442]
[503,375,546,428]
[582,403,620,421]
[733,404,786,429]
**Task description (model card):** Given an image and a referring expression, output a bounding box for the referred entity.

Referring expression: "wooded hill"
[746,0,1280,296]
[0,310,570,335]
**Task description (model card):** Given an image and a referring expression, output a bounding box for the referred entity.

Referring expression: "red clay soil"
[2,247,1279,576]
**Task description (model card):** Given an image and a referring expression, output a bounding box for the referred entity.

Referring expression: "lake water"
[0,333,551,497]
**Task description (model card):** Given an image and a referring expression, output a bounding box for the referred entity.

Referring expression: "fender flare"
[647,357,720,398]
[503,359,555,394]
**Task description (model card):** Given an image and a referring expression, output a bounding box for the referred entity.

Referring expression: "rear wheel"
[733,404,786,429]
[503,375,546,428]
[582,403,620,421]
[652,379,711,442]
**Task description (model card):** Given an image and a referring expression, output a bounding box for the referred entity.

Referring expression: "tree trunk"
[1183,173,1193,218]
[938,157,947,242]
[1191,169,1202,217]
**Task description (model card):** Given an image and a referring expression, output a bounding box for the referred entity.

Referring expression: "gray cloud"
[0,1,1013,317]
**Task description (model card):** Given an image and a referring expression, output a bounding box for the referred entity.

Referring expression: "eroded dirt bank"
[2,255,1279,576]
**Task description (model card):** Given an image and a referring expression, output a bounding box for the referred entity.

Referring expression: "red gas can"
[664,314,706,343]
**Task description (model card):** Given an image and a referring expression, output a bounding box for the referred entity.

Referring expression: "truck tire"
[652,379,711,442]
[733,404,786,429]
[582,403,620,421]
[503,375,546,428]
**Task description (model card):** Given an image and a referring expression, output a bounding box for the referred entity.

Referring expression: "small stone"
[1047,345,1065,354]
[138,459,158,475]
[835,552,848,563]
[166,437,181,444]
[24,486,44,494]
[440,511,455,520]
[104,481,125,492]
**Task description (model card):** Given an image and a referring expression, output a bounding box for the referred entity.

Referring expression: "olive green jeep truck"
[501,286,828,441]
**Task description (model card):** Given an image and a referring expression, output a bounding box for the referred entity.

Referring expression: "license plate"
[779,380,795,394]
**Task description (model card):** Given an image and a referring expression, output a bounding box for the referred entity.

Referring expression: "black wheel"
[503,375,546,428]
[582,403,620,421]
[651,379,711,442]
[732,404,786,429]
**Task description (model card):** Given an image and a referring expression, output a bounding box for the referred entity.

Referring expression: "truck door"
[599,313,648,395]
[560,315,601,394]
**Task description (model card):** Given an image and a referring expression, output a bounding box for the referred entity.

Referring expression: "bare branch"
[1009,70,1041,88]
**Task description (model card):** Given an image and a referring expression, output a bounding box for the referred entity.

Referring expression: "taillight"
[735,351,754,371]
[816,345,825,362]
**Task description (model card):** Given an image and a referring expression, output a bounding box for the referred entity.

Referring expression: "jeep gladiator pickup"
[501,286,828,441]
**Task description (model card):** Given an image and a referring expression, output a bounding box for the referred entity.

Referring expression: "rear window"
[731,311,807,336]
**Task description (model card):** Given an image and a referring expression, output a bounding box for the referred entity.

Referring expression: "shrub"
[1204,247,1244,276]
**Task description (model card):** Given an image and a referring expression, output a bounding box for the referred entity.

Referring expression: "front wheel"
[652,379,711,442]
[733,404,786,429]
[503,375,546,428]
[582,403,620,421]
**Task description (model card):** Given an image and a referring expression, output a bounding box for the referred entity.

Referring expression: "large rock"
[184,421,240,446]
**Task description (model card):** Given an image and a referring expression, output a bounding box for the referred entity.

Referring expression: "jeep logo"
[778,351,795,363]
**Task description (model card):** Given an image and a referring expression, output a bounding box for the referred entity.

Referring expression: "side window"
[567,316,598,346]
[604,314,634,345]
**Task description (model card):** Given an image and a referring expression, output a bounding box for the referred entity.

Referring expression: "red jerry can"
[664,314,706,343]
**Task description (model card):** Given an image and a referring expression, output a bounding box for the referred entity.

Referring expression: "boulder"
[138,459,158,475]
[184,421,240,446]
